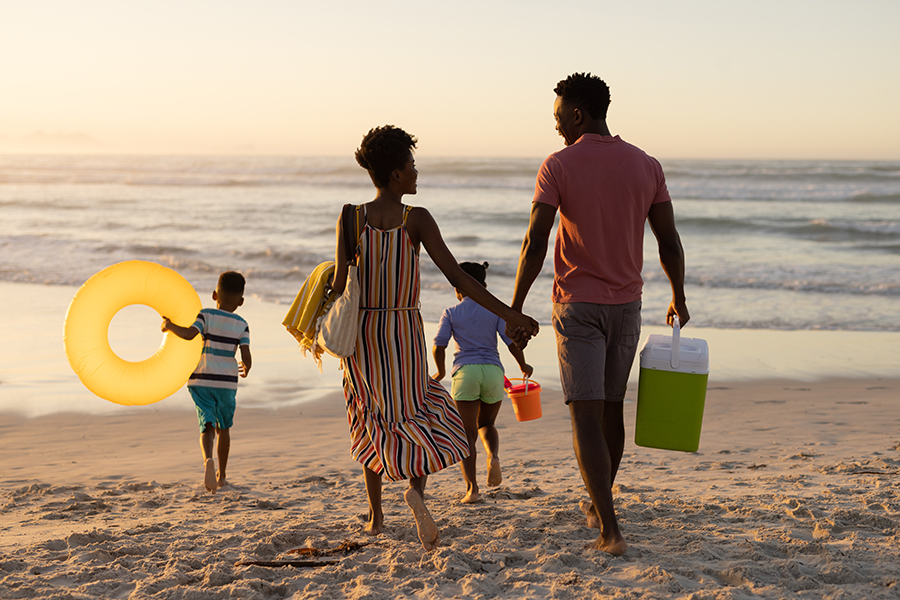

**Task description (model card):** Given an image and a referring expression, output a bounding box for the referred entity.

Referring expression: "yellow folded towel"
[282,261,336,370]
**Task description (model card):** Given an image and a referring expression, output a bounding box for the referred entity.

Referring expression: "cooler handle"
[670,315,681,369]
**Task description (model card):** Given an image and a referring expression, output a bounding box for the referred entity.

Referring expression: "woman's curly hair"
[355,125,418,188]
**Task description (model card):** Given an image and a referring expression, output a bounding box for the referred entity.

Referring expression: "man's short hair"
[554,73,611,120]
[355,125,418,189]
[218,271,245,295]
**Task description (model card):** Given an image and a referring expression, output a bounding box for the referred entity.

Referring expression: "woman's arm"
[407,207,539,342]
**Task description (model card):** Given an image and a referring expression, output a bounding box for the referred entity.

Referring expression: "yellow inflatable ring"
[64,260,203,405]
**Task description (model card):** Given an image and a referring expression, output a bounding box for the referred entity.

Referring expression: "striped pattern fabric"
[343,205,469,482]
[189,308,250,390]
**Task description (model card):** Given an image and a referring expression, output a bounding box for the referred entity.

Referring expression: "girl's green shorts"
[450,364,506,404]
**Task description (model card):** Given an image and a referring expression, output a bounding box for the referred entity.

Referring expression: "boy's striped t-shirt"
[188,308,250,390]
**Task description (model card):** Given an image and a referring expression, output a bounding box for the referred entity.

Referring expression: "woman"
[331,125,539,551]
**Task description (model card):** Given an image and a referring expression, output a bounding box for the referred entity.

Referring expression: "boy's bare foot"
[579,499,601,529]
[365,510,384,536]
[404,488,439,551]
[204,459,218,494]
[487,456,502,487]
[588,533,628,556]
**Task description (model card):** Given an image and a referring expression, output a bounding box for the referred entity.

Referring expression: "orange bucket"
[504,377,542,421]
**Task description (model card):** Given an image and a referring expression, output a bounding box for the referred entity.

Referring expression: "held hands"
[505,311,539,349]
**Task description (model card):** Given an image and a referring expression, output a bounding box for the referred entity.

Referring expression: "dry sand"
[2,378,899,599]
[2,281,899,598]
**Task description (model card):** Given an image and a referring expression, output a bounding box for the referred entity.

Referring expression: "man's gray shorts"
[552,300,642,403]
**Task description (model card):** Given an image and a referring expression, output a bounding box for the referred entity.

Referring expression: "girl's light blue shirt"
[433,297,513,375]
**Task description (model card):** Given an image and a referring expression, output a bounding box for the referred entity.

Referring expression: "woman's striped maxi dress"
[342,205,469,482]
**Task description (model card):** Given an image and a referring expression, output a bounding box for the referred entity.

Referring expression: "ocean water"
[1,155,898,331]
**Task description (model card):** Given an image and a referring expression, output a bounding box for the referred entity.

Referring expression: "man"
[511,73,689,555]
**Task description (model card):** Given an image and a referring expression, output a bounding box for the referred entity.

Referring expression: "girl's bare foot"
[204,459,218,494]
[487,456,502,487]
[404,488,439,551]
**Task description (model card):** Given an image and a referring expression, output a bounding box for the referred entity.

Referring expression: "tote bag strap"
[341,204,364,267]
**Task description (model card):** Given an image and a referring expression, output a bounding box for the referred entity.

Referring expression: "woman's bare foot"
[579,499,601,529]
[461,484,480,504]
[487,456,502,487]
[216,474,228,490]
[404,488,439,551]
[204,459,218,494]
[365,509,384,536]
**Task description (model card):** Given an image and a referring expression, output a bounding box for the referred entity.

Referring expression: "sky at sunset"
[1,0,898,160]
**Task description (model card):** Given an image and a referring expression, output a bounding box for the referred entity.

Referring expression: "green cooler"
[635,317,709,452]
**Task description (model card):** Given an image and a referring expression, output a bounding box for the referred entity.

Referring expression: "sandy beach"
[2,282,899,599]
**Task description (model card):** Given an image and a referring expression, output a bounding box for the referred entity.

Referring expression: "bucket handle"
[670,315,681,369]
[505,377,534,393]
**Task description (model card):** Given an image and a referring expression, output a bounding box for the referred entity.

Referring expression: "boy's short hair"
[218,271,245,295]
[355,125,418,188]
[554,72,611,120]
[459,261,489,287]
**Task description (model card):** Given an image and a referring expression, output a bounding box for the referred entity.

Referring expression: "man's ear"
[572,107,583,125]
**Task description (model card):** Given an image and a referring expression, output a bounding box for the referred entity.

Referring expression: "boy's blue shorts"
[188,386,236,433]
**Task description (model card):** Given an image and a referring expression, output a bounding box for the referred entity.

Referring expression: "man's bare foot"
[204,459,218,494]
[404,488,439,551]
[588,533,628,556]
[487,456,502,487]
[579,499,601,529]
[461,486,480,504]
[364,510,384,536]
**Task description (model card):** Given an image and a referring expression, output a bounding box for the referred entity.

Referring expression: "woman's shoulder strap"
[402,204,413,227]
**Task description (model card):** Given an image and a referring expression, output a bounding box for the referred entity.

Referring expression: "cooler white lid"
[639,318,709,374]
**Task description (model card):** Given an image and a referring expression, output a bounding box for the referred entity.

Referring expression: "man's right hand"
[666,300,690,327]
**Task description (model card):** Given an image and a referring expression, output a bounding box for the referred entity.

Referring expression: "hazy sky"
[2,0,898,159]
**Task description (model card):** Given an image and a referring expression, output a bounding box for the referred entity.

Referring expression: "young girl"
[432,261,533,504]
[330,126,539,551]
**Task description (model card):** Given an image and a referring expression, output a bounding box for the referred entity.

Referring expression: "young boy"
[162,271,251,494]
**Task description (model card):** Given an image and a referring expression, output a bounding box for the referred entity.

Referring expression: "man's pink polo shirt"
[533,133,671,305]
